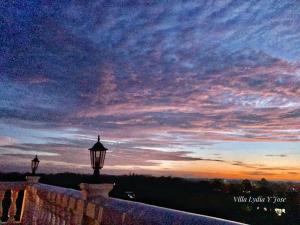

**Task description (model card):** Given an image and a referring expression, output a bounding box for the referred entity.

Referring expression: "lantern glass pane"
[95,151,100,167]
[96,151,100,158]
[94,151,96,167]
[90,151,94,168]
[100,151,106,168]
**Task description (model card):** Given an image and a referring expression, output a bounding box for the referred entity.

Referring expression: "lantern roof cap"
[32,155,40,162]
[89,135,107,151]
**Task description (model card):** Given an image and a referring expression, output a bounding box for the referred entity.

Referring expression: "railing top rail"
[33,183,83,199]
[0,181,26,190]
[89,196,247,225]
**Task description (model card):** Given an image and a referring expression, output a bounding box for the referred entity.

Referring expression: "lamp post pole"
[94,166,100,177]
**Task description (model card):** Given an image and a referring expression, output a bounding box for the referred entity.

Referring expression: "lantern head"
[89,135,107,177]
[31,155,40,175]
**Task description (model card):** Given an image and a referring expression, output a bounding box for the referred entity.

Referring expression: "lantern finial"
[98,134,100,142]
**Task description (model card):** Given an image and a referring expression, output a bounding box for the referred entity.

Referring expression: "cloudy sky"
[1,0,300,181]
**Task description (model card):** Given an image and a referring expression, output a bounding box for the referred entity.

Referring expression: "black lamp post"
[89,135,107,177]
[31,155,40,175]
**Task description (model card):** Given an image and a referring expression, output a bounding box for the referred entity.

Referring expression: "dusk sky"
[1,0,300,181]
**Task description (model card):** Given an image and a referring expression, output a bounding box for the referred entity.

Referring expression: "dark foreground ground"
[0,172,299,225]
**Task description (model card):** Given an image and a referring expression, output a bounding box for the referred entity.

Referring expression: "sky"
[0,0,300,181]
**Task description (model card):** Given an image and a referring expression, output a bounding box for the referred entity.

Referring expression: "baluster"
[44,193,49,224]
[56,205,60,225]
[0,191,5,222]
[65,209,71,225]
[45,200,51,224]
[70,210,77,225]
[58,195,66,225]
[56,194,61,225]
[42,203,48,224]
[48,201,53,225]
[31,193,39,225]
[48,192,55,225]
[44,208,49,224]
[54,206,58,225]
[62,196,70,225]
[49,205,53,225]
[46,205,51,225]
[39,201,45,223]
[37,200,44,224]
[70,201,77,225]
[50,206,54,225]
[27,187,34,224]
[51,193,57,225]
[71,199,84,225]
[8,189,19,222]
[59,209,65,225]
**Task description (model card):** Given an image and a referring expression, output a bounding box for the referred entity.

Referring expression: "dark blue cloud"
[1,0,300,131]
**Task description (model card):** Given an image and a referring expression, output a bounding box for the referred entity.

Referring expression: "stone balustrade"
[0,181,26,223]
[0,178,247,225]
[21,179,84,225]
